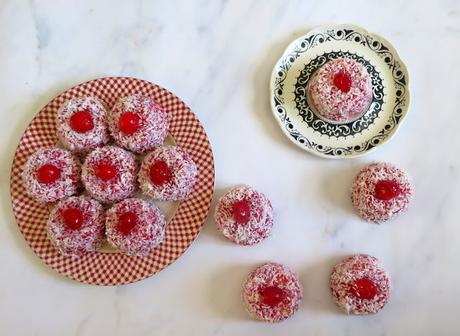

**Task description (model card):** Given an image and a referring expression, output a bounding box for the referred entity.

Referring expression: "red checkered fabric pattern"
[10,77,215,285]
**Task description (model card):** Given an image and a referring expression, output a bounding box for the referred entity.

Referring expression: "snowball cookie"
[105,198,167,256]
[307,58,372,123]
[47,196,105,257]
[351,162,412,223]
[139,145,197,201]
[215,185,273,245]
[109,94,170,153]
[23,147,80,203]
[242,262,303,323]
[56,96,110,152]
[330,254,390,315]
[82,146,137,203]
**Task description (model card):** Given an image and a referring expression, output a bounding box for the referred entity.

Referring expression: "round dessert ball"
[351,162,412,223]
[82,146,137,203]
[56,96,110,152]
[23,147,81,203]
[108,94,170,153]
[105,198,167,256]
[214,185,273,245]
[242,262,303,323]
[307,58,372,123]
[330,254,390,315]
[47,196,105,257]
[139,145,197,201]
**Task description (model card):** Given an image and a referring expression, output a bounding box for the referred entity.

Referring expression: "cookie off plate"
[270,24,410,158]
[10,77,215,285]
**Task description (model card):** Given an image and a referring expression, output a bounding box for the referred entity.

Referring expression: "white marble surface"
[0,0,459,335]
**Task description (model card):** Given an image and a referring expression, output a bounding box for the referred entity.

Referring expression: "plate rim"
[269,24,411,159]
[9,76,216,285]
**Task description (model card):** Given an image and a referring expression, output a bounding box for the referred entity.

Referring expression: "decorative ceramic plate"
[10,77,215,285]
[270,24,410,158]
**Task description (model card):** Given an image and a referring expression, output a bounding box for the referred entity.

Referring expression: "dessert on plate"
[214,185,273,245]
[351,162,412,223]
[108,94,170,153]
[82,146,137,203]
[330,254,390,315]
[47,196,105,257]
[105,198,167,256]
[139,145,197,201]
[307,57,372,123]
[23,147,81,203]
[242,262,303,323]
[56,96,110,152]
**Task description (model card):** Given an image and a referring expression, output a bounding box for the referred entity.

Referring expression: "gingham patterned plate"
[10,77,215,285]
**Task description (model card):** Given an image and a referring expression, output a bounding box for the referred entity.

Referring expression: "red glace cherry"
[117,211,137,236]
[118,112,140,135]
[69,110,94,133]
[333,71,352,93]
[149,160,173,186]
[36,164,62,184]
[94,163,117,181]
[374,180,401,201]
[259,286,287,307]
[232,199,251,225]
[348,278,378,300]
[62,208,83,231]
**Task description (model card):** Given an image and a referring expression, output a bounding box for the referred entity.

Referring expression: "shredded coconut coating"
[82,146,138,203]
[351,162,412,223]
[242,262,303,323]
[105,198,167,256]
[109,94,170,153]
[307,58,372,122]
[139,145,197,201]
[214,185,273,245]
[330,254,390,315]
[47,196,105,257]
[56,96,110,152]
[22,147,81,203]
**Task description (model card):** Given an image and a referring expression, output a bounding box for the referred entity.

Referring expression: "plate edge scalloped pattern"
[269,24,411,159]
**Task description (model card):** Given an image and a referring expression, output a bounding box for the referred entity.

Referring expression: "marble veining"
[0,0,459,335]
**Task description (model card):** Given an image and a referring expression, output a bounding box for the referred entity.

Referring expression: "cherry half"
[259,286,287,307]
[36,164,62,184]
[69,110,94,133]
[149,160,173,186]
[374,180,401,201]
[94,163,117,181]
[62,208,84,231]
[333,71,352,93]
[117,211,137,236]
[348,278,378,300]
[118,112,140,135]
[232,199,251,225]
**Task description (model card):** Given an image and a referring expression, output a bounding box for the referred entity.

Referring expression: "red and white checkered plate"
[10,77,215,285]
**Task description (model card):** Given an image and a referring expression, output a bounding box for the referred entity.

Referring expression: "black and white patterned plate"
[270,24,410,158]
